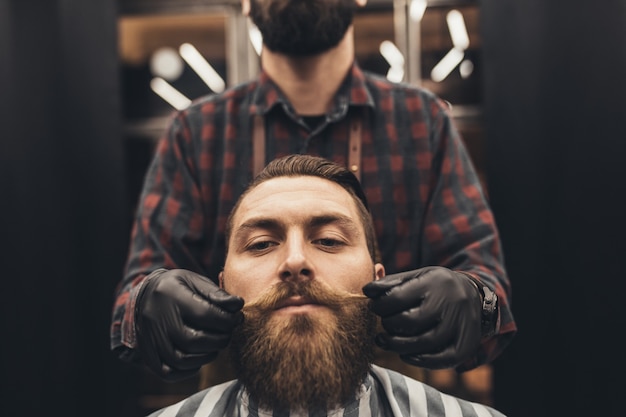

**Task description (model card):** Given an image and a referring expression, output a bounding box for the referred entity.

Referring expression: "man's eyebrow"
[234,214,360,234]
[229,217,282,248]
[308,214,361,235]
[236,218,282,233]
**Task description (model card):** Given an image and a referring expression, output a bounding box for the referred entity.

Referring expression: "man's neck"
[260,26,355,116]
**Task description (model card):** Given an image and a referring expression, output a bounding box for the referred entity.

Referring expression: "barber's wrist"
[458,272,499,339]
[131,268,169,347]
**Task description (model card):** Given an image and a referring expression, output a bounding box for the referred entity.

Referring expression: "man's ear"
[374,263,385,280]
[218,271,225,288]
[242,0,251,16]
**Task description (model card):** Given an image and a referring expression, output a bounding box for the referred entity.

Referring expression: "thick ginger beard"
[228,279,376,412]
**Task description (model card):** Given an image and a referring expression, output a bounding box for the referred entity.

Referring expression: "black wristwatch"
[463,274,499,338]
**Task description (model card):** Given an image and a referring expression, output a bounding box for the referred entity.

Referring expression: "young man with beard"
[111,0,517,384]
[145,154,506,417]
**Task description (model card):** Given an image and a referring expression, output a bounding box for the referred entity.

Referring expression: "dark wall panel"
[0,2,139,416]
[482,1,626,416]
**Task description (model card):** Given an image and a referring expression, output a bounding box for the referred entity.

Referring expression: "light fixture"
[149,47,184,81]
[248,20,263,56]
[430,9,472,82]
[150,77,192,110]
[179,43,225,93]
[459,59,474,79]
[380,40,405,83]
[446,10,470,50]
[409,0,428,22]
[430,48,465,83]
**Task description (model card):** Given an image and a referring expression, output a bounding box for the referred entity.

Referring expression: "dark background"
[1,1,625,416]
[482,1,626,416]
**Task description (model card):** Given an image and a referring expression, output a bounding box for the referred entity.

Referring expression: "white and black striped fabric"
[147,365,505,417]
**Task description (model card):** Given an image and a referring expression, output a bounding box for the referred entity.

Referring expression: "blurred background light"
[179,42,225,93]
[446,10,470,50]
[430,47,464,82]
[459,59,474,79]
[150,77,191,110]
[380,40,405,82]
[149,47,184,81]
[248,21,263,56]
[409,0,428,22]
[429,9,470,82]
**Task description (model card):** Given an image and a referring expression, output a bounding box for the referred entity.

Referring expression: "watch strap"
[461,272,499,339]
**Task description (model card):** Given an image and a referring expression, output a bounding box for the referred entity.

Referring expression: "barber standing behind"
[111,0,517,382]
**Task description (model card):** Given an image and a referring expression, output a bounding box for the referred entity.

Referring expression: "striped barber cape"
[147,365,506,417]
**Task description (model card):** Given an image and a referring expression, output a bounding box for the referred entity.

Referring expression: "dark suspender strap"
[251,112,362,180]
[252,114,265,177]
[348,113,362,182]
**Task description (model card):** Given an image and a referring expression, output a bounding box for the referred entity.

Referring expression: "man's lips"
[274,296,320,310]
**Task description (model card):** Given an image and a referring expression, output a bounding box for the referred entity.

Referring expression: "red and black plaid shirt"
[111,63,516,371]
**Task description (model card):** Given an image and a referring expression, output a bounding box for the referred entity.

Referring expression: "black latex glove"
[135,268,244,381]
[362,266,482,369]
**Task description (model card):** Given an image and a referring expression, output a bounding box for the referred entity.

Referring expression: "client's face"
[221,176,384,412]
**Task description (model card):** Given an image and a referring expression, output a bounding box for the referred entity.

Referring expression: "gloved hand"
[362,266,482,369]
[135,268,244,381]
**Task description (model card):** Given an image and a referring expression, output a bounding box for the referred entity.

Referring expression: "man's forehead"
[243,176,350,203]
[233,176,357,225]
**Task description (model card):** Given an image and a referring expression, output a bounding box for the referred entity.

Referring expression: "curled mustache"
[242,280,369,316]
[230,279,377,411]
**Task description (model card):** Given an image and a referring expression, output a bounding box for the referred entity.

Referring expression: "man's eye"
[314,238,344,248]
[247,241,276,251]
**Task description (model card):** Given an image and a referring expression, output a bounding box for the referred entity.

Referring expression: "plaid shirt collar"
[250,62,375,121]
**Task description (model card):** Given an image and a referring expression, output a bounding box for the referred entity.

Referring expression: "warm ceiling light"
[446,10,470,50]
[179,43,225,93]
[430,48,465,82]
[248,21,263,56]
[386,66,405,83]
[379,40,405,82]
[430,10,470,82]
[150,47,184,81]
[409,0,428,22]
[459,59,474,79]
[380,40,405,69]
[150,77,191,110]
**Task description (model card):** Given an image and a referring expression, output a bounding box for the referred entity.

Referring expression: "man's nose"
[278,237,314,283]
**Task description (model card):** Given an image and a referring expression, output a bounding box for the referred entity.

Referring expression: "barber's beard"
[249,0,356,56]
[228,280,376,412]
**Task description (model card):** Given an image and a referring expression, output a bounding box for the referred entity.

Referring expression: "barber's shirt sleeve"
[110,110,208,360]
[421,98,516,370]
